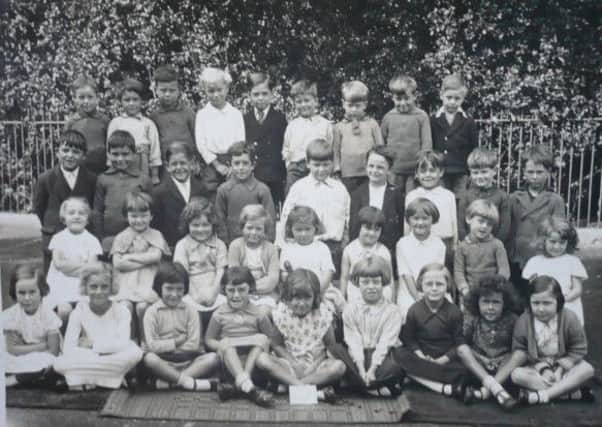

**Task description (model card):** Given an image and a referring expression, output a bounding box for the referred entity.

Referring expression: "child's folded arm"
[204,315,222,352]
[127,247,162,265]
[179,307,201,352]
[93,305,132,354]
[52,249,85,276]
[5,331,48,355]
[495,240,511,279]
[143,310,176,353]
[113,253,145,272]
[46,330,61,356]
[342,308,365,368]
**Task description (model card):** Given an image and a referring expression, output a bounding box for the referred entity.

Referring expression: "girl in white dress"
[522,216,588,325]
[53,262,143,390]
[3,265,61,387]
[46,197,102,324]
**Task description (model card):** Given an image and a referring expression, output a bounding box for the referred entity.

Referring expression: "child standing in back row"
[430,73,478,197]
[381,74,431,193]
[333,80,384,194]
[244,72,288,208]
[108,78,162,184]
[282,80,334,193]
[195,67,245,194]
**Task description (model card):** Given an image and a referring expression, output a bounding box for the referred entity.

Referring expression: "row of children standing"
[5,65,594,407]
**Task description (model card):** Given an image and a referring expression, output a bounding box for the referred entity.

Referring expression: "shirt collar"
[465,233,493,244]
[534,314,558,330]
[155,299,187,310]
[227,175,258,191]
[435,106,467,118]
[308,174,334,188]
[206,102,232,114]
[187,234,217,248]
[254,105,270,117]
[120,112,144,120]
[61,166,79,177]
[342,114,368,123]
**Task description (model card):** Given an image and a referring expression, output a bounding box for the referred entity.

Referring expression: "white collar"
[60,166,79,177]
[435,106,467,118]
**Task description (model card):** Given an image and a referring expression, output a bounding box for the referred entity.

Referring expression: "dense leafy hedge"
[1,0,600,122]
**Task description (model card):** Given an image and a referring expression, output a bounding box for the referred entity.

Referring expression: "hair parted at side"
[59,197,91,224]
[351,254,391,285]
[179,196,217,234]
[306,138,333,162]
[536,216,578,254]
[521,144,555,171]
[284,205,324,238]
[122,190,153,216]
[464,274,518,317]
[357,206,385,229]
[281,268,321,310]
[466,199,499,226]
[153,261,190,297]
[60,129,87,153]
[200,67,232,87]
[239,204,270,233]
[9,264,49,300]
[165,141,194,163]
[526,275,565,312]
[221,266,256,293]
[248,71,274,90]
[341,80,369,102]
[467,147,498,169]
[405,197,440,224]
[80,261,115,295]
[440,73,468,95]
[366,145,395,169]
[416,149,445,172]
[415,262,452,292]
[227,141,256,163]
[388,74,417,94]
[107,130,136,152]
[291,79,317,99]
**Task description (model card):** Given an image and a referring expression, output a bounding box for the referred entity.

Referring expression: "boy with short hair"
[430,73,478,196]
[151,141,210,250]
[195,67,245,194]
[108,78,162,184]
[215,141,276,244]
[93,130,152,249]
[454,199,510,301]
[65,75,109,174]
[381,74,432,194]
[34,130,97,272]
[508,145,565,294]
[457,147,510,241]
[349,146,404,262]
[333,80,384,194]
[281,139,350,272]
[243,72,288,208]
[282,79,334,193]
[149,65,196,164]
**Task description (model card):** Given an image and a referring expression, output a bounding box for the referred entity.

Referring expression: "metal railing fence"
[1,118,601,226]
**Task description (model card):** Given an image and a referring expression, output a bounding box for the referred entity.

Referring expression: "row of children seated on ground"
[35,126,588,331]
[65,67,473,207]
[3,257,595,410]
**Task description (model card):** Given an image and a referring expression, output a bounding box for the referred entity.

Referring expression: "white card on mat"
[289,385,318,405]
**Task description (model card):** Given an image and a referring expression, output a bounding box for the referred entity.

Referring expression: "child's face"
[391,89,416,114]
[242,218,266,247]
[225,282,250,310]
[466,214,493,241]
[294,94,317,118]
[189,215,213,243]
[408,212,433,240]
[289,293,314,317]
[161,282,185,308]
[128,209,152,233]
[469,167,496,189]
[308,158,333,182]
[74,85,99,115]
[86,275,112,309]
[366,152,390,186]
[544,231,568,258]
[155,80,180,108]
[523,160,550,191]
[108,146,134,171]
[440,89,465,114]
[421,271,448,304]
[204,81,228,109]
[15,277,42,315]
[530,289,558,323]
[63,201,89,234]
[291,222,315,246]
[230,153,254,182]
[342,99,367,120]
[478,292,504,322]
[358,276,384,305]
[166,152,192,183]
[416,163,444,189]
[249,82,272,112]
[57,143,84,172]
[121,90,143,116]
[358,223,381,247]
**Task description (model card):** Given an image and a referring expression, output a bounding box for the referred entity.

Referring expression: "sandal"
[248,387,275,407]
[321,385,338,404]
[463,385,475,405]
[518,388,537,405]
[495,390,518,410]
[579,386,595,403]
[217,382,239,401]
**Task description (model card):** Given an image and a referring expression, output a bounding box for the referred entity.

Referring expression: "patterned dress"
[463,311,517,372]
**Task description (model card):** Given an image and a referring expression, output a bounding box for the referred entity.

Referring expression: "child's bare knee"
[143,352,161,367]
[332,360,346,376]
[135,302,149,317]
[121,300,134,313]
[57,303,73,320]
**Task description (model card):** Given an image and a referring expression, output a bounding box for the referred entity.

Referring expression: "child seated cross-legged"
[46,197,102,326]
[111,191,171,340]
[454,199,510,306]
[396,263,473,401]
[395,198,446,318]
[337,255,405,396]
[142,261,220,391]
[456,274,522,409]
[339,206,393,304]
[174,197,228,325]
[256,268,345,403]
[205,267,275,407]
[228,204,280,309]
[3,265,61,388]
[511,276,595,405]
[53,262,143,390]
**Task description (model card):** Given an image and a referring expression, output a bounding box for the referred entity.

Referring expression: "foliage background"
[1,0,601,121]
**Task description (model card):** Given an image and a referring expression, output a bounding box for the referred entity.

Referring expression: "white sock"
[193,379,212,391]
[177,374,195,390]
[442,384,452,395]
[156,379,171,390]
[317,390,325,400]
[240,378,254,393]
[5,375,18,387]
